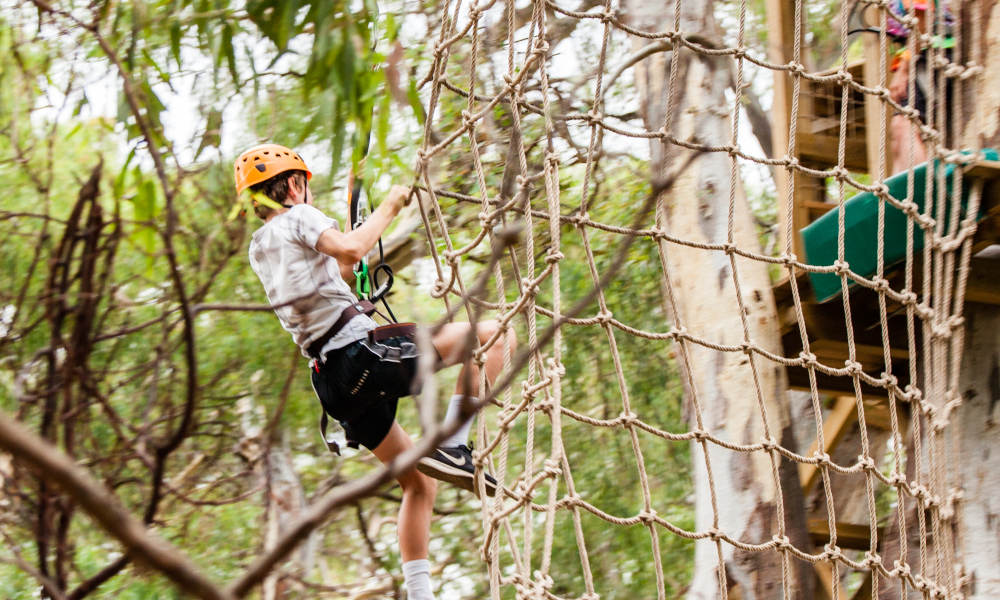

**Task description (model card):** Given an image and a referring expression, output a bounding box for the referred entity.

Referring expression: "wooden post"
[799,396,857,493]
[862,34,890,181]
[766,0,803,258]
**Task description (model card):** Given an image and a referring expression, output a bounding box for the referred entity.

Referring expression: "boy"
[235,144,511,600]
[886,0,954,174]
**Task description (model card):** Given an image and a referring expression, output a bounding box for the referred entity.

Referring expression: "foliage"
[0,0,816,598]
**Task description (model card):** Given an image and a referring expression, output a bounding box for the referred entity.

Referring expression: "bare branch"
[0,411,232,600]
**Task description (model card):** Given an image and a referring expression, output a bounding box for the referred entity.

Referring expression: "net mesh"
[408,0,990,598]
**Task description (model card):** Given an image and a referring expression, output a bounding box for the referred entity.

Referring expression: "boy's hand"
[387,185,411,213]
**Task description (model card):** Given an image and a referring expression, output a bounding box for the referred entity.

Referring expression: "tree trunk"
[953,304,1000,599]
[624,1,812,598]
[954,2,1000,596]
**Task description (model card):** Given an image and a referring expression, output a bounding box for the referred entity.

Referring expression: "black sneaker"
[417,444,497,497]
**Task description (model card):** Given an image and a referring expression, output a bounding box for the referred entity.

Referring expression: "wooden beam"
[850,569,873,600]
[814,561,849,600]
[965,257,1000,305]
[808,518,873,551]
[798,132,869,172]
[800,396,857,493]
[786,366,893,399]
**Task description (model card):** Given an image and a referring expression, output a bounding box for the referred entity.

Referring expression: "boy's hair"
[249,169,308,220]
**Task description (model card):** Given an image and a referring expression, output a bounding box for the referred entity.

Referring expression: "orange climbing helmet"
[233,143,312,195]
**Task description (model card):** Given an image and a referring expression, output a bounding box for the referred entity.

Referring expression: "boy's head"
[234,144,313,220]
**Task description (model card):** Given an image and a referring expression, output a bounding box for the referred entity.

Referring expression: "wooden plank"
[797,132,869,172]
[963,159,1000,180]
[800,396,857,493]
[786,368,892,399]
[850,570,873,600]
[808,518,873,551]
[966,257,1000,305]
[814,561,849,600]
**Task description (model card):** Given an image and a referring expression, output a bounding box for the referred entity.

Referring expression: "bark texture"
[954,304,1000,599]
[624,1,811,598]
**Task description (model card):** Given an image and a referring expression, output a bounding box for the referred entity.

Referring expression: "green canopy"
[801,148,998,303]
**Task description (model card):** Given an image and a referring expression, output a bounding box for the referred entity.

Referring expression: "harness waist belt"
[368,322,416,343]
[307,300,376,359]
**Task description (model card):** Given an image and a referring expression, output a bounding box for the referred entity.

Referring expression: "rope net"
[407,0,989,598]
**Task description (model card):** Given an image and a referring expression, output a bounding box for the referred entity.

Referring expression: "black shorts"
[310,334,421,451]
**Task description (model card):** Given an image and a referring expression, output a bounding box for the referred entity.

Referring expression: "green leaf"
[330,100,345,180]
[407,79,426,126]
[375,90,390,158]
[170,20,182,68]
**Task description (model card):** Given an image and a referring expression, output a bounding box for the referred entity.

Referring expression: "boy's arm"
[315,185,410,278]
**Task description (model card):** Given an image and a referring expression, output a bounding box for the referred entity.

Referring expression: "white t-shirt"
[248,204,377,359]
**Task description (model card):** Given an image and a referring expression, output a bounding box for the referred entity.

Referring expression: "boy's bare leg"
[431,319,514,397]
[371,422,437,561]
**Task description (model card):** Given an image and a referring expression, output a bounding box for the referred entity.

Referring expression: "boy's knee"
[400,468,437,498]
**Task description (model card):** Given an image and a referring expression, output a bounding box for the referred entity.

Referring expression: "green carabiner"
[355,261,371,298]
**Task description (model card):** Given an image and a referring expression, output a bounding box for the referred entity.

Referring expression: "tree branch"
[0,411,232,600]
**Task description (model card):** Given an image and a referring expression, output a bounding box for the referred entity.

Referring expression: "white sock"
[402,559,435,600]
[440,394,476,448]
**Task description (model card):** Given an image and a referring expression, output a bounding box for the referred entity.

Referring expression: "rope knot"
[872,276,890,293]
[542,458,561,477]
[722,242,736,255]
[857,454,876,471]
[844,359,863,376]
[881,372,898,388]
[761,436,778,454]
[837,70,853,85]
[600,7,616,22]
[586,109,603,125]
[813,450,831,466]
[431,279,450,298]
[740,341,753,355]
[822,542,840,561]
[893,560,911,577]
[545,249,564,264]
[771,534,790,550]
[780,252,798,265]
[863,551,883,570]
[832,259,850,276]
[638,509,657,524]
[415,148,430,170]
[618,411,637,426]
[597,310,613,324]
[798,351,817,367]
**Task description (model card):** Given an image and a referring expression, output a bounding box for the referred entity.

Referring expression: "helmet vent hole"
[255,164,267,173]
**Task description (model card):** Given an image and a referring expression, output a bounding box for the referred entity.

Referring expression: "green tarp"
[801,148,998,303]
